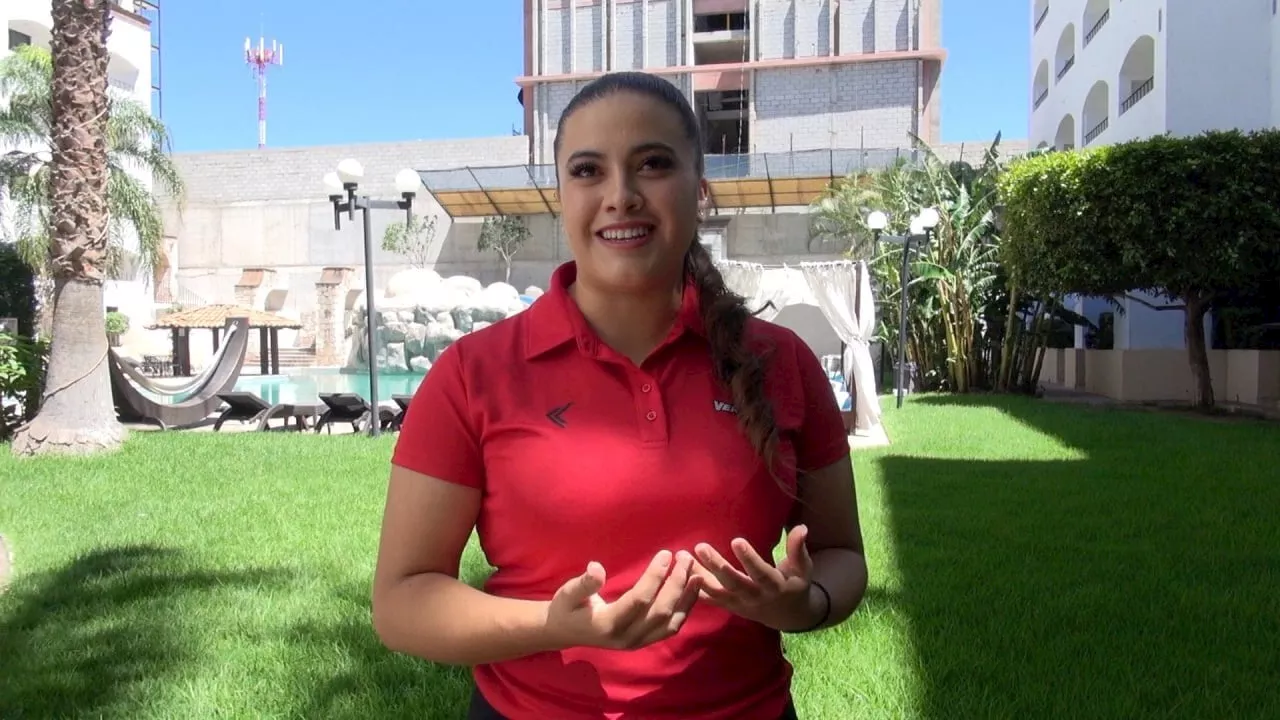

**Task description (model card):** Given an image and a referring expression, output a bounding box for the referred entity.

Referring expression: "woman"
[373,71,868,720]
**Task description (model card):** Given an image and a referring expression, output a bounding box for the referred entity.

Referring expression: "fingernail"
[657,550,672,566]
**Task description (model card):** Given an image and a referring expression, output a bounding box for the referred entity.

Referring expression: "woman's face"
[556,90,708,295]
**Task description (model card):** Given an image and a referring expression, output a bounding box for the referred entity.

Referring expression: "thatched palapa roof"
[148,304,303,330]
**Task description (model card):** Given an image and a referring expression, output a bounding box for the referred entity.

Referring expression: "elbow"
[370,580,411,655]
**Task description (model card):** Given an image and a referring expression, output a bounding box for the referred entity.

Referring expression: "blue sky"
[156,0,1029,153]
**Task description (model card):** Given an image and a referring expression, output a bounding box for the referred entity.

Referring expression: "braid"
[685,241,782,479]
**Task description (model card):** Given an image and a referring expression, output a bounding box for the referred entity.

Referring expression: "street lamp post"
[323,160,421,437]
[868,207,939,409]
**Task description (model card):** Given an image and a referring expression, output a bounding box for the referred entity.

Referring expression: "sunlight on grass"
[2,396,1278,718]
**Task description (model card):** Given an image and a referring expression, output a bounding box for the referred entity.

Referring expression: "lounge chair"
[213,392,318,432]
[314,393,396,434]
[389,394,414,430]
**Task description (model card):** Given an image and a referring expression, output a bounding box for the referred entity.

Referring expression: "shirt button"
[646,411,657,421]
[641,383,652,393]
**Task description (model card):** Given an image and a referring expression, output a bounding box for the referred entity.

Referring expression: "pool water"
[233,371,425,406]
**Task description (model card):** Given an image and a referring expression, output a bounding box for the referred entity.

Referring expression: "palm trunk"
[10,0,124,457]
[11,277,125,455]
[1184,292,1215,409]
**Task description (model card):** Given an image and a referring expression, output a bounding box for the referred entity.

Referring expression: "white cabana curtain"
[799,260,883,433]
[717,260,783,322]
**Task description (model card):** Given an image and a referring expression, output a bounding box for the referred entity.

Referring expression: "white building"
[2,0,159,326]
[1027,0,1278,350]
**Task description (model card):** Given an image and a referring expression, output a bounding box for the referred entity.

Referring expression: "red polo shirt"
[392,261,850,720]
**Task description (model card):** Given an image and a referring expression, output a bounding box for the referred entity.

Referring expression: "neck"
[570,277,684,365]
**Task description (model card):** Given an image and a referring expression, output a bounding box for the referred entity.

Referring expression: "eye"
[567,161,598,178]
[640,154,674,171]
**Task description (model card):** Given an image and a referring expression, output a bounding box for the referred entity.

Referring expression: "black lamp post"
[324,160,421,437]
[868,208,939,409]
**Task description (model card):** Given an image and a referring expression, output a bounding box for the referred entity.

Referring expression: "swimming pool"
[232,369,425,406]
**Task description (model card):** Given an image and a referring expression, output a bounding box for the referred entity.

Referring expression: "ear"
[697,178,710,220]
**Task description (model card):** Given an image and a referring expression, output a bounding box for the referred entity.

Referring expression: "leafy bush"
[998,129,1280,406]
[0,331,49,440]
[105,310,130,335]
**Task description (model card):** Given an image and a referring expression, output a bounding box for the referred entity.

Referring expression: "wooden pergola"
[148,304,303,376]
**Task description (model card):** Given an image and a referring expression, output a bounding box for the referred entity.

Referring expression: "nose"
[604,170,642,214]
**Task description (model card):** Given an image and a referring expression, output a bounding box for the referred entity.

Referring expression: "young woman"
[373,71,868,720]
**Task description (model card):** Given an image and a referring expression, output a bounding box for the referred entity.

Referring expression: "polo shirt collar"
[524,261,705,360]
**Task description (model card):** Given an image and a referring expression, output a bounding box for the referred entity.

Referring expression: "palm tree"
[8,0,126,456]
[0,42,183,292]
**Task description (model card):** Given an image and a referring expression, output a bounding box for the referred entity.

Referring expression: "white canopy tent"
[716,259,883,434]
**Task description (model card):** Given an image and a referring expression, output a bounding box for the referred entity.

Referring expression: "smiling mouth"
[596,225,654,246]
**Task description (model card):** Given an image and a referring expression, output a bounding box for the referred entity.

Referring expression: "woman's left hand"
[690,525,818,632]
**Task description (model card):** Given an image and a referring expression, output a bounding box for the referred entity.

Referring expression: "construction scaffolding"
[416,147,919,219]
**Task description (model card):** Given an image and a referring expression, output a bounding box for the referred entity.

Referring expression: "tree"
[998,130,1280,408]
[381,213,437,268]
[477,214,529,284]
[10,0,125,456]
[0,42,184,298]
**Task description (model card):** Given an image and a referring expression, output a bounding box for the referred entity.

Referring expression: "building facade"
[2,0,160,322]
[520,0,944,164]
[1028,0,1279,352]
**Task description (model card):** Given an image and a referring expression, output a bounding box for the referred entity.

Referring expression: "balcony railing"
[1056,55,1075,81]
[1084,117,1109,145]
[1084,9,1110,46]
[1120,77,1154,115]
[1033,88,1049,110]
[1035,5,1050,32]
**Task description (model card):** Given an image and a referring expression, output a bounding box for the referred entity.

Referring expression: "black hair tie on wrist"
[798,580,832,633]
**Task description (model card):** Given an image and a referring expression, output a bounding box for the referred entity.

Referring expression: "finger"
[730,538,786,592]
[688,558,727,594]
[640,565,703,645]
[694,543,754,593]
[781,525,814,578]
[611,550,673,627]
[634,551,694,639]
[558,561,606,604]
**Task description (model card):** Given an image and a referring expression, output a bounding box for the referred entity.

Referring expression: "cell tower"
[244,35,283,148]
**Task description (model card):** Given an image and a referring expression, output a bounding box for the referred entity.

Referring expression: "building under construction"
[418,0,945,259]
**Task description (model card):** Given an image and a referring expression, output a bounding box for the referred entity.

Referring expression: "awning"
[418,147,918,219]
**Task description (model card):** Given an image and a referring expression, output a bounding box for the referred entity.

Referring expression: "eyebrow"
[566,141,678,164]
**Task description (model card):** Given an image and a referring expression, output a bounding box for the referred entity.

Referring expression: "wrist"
[788,580,831,633]
[500,599,570,655]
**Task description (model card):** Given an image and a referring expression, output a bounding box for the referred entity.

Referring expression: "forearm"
[373,572,563,666]
[802,547,869,631]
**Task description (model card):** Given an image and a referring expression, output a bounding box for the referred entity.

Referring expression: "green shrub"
[998,129,1280,406]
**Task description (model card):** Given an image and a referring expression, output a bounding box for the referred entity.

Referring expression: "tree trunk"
[1184,293,1215,409]
[10,0,124,457]
[11,277,125,456]
[503,257,512,284]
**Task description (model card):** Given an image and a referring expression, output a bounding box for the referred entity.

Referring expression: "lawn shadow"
[286,582,474,719]
[0,544,292,718]
[877,395,1280,718]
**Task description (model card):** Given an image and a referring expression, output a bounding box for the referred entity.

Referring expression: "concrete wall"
[753,60,918,152]
[162,133,856,350]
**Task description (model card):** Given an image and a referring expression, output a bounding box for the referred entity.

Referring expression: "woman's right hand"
[544,550,702,651]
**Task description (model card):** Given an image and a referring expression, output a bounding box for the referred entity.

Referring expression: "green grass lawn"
[1,395,1278,719]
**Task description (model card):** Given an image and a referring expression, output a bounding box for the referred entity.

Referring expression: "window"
[694,12,748,33]
[8,30,32,50]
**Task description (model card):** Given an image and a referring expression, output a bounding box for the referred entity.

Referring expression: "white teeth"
[600,227,649,240]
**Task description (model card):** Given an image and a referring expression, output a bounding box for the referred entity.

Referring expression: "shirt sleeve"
[790,337,852,473]
[390,340,485,489]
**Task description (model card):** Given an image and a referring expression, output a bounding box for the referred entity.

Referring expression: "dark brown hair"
[553,72,780,475]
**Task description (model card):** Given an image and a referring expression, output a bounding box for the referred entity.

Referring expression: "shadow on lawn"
[287,582,473,719]
[879,395,1280,718]
[0,545,291,718]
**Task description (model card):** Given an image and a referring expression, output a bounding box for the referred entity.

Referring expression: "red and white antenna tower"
[244,34,283,148]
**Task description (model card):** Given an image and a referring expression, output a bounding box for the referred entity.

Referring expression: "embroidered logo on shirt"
[713,400,738,414]
[546,402,572,428]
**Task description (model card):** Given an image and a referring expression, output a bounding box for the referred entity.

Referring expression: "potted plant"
[105,311,130,347]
